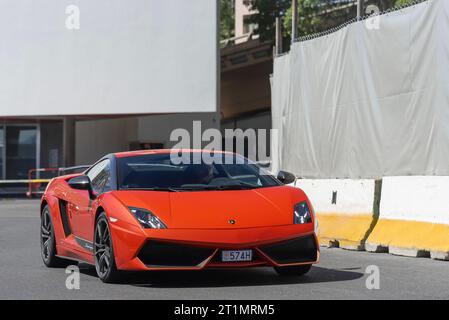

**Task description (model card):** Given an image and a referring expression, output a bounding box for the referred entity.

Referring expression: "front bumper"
[110,223,319,271]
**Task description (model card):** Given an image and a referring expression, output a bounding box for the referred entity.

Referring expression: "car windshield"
[117,152,280,191]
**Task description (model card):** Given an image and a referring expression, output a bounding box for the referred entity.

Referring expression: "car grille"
[137,240,215,267]
[259,235,317,264]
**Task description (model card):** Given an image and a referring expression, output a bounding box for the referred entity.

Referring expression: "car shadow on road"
[79,265,364,288]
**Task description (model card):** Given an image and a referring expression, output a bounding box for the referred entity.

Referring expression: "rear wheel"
[94,213,121,283]
[274,264,312,277]
[40,205,72,267]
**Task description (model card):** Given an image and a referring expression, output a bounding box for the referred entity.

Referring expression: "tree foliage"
[248,0,291,43]
[247,0,413,48]
[394,0,415,6]
[220,0,235,40]
[283,0,324,40]
[249,0,354,48]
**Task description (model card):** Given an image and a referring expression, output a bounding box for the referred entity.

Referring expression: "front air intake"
[58,200,72,237]
[137,240,215,267]
[259,235,317,265]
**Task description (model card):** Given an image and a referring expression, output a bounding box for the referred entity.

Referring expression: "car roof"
[114,149,234,159]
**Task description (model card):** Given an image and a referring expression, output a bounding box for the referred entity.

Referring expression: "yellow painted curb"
[316,213,374,250]
[366,219,449,253]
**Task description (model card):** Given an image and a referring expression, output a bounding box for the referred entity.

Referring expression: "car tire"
[94,212,121,283]
[40,205,73,268]
[274,264,312,277]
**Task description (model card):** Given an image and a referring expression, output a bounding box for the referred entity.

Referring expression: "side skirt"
[74,236,94,253]
[56,255,95,266]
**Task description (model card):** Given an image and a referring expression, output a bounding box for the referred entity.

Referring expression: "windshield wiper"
[213,184,260,190]
[122,187,181,192]
[123,182,262,192]
[178,183,261,191]
[235,181,262,188]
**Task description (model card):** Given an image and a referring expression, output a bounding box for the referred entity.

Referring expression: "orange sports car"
[40,150,319,283]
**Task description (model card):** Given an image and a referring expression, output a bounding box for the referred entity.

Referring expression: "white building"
[0,0,219,183]
[234,0,259,43]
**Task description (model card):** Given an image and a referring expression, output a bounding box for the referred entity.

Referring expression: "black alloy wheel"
[40,205,72,267]
[94,213,120,283]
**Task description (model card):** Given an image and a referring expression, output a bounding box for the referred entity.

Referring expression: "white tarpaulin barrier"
[271,0,449,178]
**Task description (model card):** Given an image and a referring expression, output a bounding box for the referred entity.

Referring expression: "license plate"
[222,250,252,262]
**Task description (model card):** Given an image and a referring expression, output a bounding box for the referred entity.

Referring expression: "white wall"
[138,113,219,149]
[75,118,138,164]
[234,113,271,131]
[0,0,218,116]
[75,112,218,165]
[380,176,449,225]
[221,112,272,162]
[296,179,375,215]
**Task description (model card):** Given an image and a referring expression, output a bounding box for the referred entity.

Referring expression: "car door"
[70,159,112,250]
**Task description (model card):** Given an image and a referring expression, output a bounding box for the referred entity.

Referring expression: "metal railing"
[292,0,428,44]
[221,33,259,47]
[0,165,90,198]
[25,165,90,198]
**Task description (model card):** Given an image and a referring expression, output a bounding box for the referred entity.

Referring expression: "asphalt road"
[1,199,449,300]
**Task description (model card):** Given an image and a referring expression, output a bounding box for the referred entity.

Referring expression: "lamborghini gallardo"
[40,150,319,283]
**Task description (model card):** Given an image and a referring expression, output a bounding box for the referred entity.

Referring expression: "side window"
[86,160,112,195]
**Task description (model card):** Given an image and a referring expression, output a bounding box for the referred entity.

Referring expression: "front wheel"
[94,213,121,283]
[274,264,312,277]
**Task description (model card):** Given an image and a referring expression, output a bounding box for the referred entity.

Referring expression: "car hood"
[112,186,307,229]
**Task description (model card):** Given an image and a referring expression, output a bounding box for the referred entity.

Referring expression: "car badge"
[229,219,236,225]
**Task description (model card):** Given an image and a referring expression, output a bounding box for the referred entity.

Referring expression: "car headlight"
[294,201,312,224]
[128,207,167,229]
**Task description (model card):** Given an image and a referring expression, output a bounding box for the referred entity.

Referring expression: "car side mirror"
[277,171,296,185]
[68,175,91,190]
[68,175,96,199]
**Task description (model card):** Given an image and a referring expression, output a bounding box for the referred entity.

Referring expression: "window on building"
[242,0,255,7]
[243,14,257,34]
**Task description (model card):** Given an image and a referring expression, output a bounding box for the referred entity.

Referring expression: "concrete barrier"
[296,179,380,250]
[365,176,449,260]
